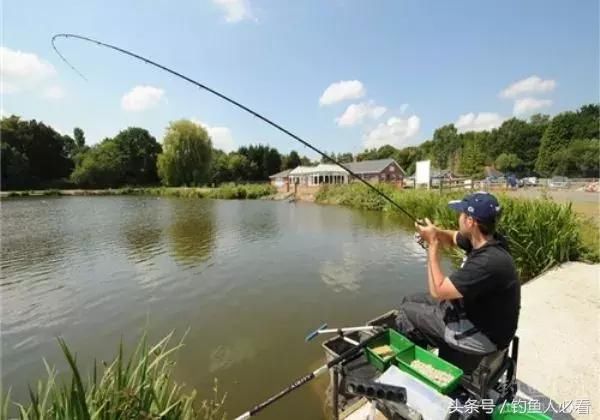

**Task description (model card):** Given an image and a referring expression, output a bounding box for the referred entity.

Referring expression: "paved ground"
[506,188,599,203]
[515,262,599,419]
[343,262,600,419]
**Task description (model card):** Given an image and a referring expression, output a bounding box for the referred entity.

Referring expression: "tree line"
[1,103,597,190]
[0,117,311,189]
[356,104,599,178]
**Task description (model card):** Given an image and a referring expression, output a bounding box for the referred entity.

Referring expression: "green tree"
[74,127,85,148]
[282,150,302,169]
[431,124,458,169]
[535,111,579,176]
[238,144,282,180]
[300,156,312,166]
[459,133,487,176]
[337,152,354,163]
[64,127,90,166]
[320,151,336,163]
[0,115,73,188]
[573,104,600,139]
[487,118,542,174]
[393,146,421,175]
[495,153,523,173]
[373,145,398,159]
[550,139,600,177]
[263,147,282,178]
[1,142,30,189]
[227,153,251,181]
[157,120,213,186]
[209,149,229,184]
[70,139,123,187]
[529,113,551,128]
[112,127,162,184]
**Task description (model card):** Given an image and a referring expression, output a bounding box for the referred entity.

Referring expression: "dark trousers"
[395,293,498,355]
[395,292,448,349]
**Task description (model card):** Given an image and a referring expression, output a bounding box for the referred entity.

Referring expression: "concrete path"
[343,262,600,419]
[515,262,599,419]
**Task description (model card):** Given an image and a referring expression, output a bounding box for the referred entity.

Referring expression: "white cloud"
[500,75,556,98]
[455,112,504,133]
[319,80,366,106]
[121,85,165,112]
[191,119,236,152]
[0,46,56,93]
[336,101,386,127]
[363,115,420,149]
[43,85,66,100]
[212,0,254,23]
[513,97,552,116]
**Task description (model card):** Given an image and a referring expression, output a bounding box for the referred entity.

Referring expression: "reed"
[1,332,225,420]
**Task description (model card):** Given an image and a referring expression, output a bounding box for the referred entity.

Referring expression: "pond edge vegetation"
[315,183,599,282]
[1,332,226,420]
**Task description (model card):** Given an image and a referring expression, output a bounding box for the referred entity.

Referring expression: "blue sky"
[2,0,598,158]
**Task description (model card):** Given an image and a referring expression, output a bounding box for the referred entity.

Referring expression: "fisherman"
[396,192,521,360]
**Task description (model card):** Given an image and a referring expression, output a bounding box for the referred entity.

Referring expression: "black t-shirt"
[448,232,521,349]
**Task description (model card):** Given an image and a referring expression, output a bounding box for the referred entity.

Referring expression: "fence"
[412,177,599,193]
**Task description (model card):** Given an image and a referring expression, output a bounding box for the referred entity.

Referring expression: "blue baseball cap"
[448,192,501,224]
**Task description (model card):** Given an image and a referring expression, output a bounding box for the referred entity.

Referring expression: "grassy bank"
[316,183,599,281]
[1,184,276,200]
[1,333,225,420]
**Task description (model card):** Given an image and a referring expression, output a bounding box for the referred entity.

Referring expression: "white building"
[289,164,350,186]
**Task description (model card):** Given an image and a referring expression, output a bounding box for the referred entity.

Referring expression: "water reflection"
[1,199,68,285]
[236,201,281,243]
[167,199,216,266]
[121,205,163,264]
[1,196,434,420]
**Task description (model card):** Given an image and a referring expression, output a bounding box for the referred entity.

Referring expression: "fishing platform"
[319,310,537,420]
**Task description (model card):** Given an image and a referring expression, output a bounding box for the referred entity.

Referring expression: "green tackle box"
[395,345,463,394]
[365,329,414,371]
[491,403,552,420]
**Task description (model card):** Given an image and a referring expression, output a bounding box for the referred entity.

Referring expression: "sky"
[2,0,598,159]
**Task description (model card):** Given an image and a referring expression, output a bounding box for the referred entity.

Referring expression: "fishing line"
[51,33,421,223]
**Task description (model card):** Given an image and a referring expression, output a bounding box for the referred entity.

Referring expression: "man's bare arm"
[427,240,463,300]
[436,229,458,247]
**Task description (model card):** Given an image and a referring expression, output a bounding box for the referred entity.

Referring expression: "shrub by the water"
[1,332,225,420]
[316,184,597,281]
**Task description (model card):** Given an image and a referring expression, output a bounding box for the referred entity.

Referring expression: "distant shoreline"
[0,185,276,200]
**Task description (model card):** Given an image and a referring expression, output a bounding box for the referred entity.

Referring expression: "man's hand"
[415,218,439,245]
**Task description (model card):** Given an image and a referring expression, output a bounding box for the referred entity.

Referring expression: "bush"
[206,184,275,200]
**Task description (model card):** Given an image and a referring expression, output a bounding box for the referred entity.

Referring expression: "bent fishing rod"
[51,33,421,223]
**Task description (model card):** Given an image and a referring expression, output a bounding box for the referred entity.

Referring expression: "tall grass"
[1,332,225,420]
[316,183,597,281]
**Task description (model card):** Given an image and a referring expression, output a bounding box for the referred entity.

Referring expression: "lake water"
[1,196,449,419]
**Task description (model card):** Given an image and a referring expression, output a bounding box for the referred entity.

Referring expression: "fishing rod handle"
[305,323,328,342]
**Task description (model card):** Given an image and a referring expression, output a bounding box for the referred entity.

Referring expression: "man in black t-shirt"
[395,192,521,356]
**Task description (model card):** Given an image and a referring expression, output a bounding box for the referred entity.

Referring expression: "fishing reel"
[414,232,428,250]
